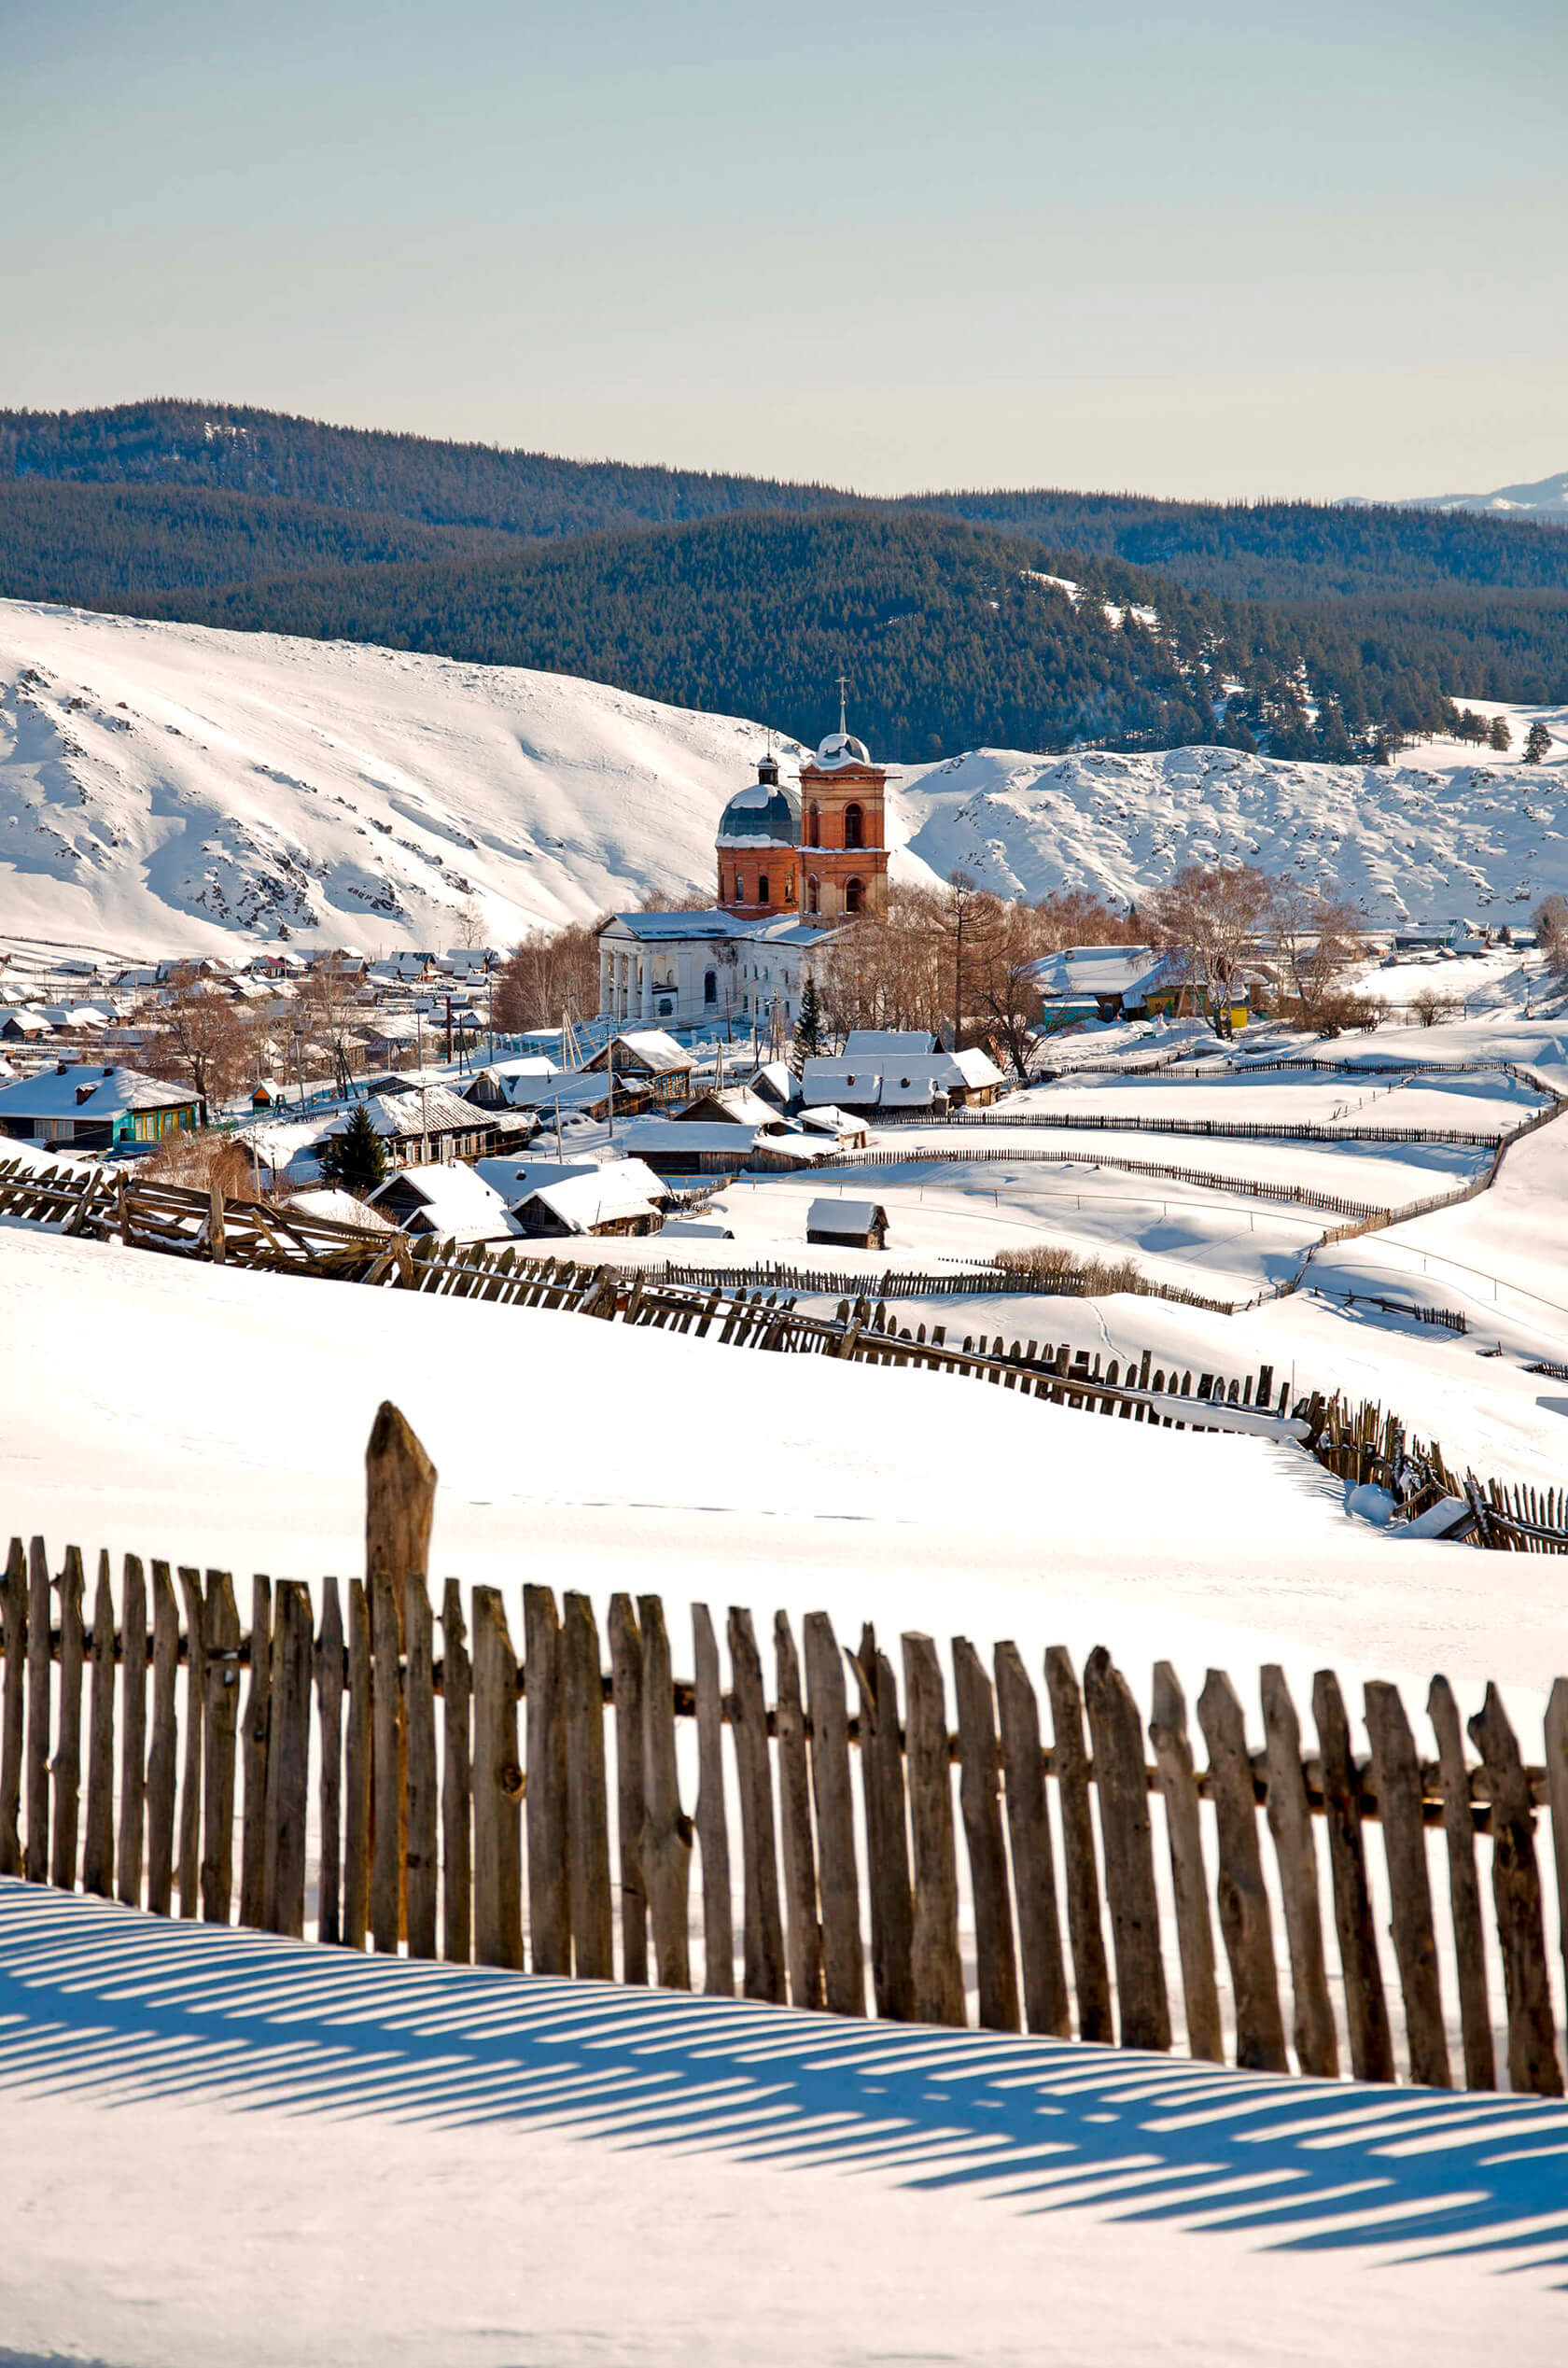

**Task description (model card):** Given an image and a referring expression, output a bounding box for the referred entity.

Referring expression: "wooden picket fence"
[4,1407,1567,2095]
[944,1109,1512,1148]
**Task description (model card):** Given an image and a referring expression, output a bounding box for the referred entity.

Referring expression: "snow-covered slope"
[2,597,1566,955]
[896,715,1568,918]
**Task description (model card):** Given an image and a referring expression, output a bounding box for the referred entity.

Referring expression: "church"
[595,712,892,1038]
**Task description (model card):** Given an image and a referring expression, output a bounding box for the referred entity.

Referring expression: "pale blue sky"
[5,0,1565,497]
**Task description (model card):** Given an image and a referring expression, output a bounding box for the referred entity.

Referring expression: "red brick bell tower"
[796,685,891,921]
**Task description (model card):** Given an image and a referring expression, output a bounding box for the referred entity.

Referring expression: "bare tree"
[973,899,1051,1077]
[495,924,602,1034]
[1143,863,1273,1034]
[1269,881,1365,1019]
[1534,893,1568,982]
[157,971,265,1110]
[299,956,365,1098]
[455,897,487,950]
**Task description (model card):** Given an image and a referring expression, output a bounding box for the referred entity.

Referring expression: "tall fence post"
[343,1578,371,1951]
[1428,1674,1496,2091]
[176,1568,205,1917]
[24,1538,51,1885]
[116,1553,147,1909]
[953,1637,1019,2035]
[1085,1646,1169,2053]
[1197,1669,1287,2073]
[1260,1666,1337,2079]
[51,1547,86,1895]
[903,1633,965,2028]
[441,1579,472,1965]
[851,1627,914,2023]
[728,1606,784,2005]
[693,1604,735,1997]
[0,1539,24,1878]
[609,1595,648,1985]
[201,1574,240,1925]
[240,1576,272,1929]
[145,1563,179,1916]
[994,1641,1070,2039]
[524,1584,570,1978]
[805,1611,864,2018]
[564,1590,613,1983]
[315,1578,345,1948]
[1468,1685,1564,2097]
[1149,1660,1222,2063]
[1365,1682,1449,2089]
[84,1552,115,1899]
[1311,1670,1393,2083]
[404,1577,439,1960]
[1044,1646,1113,2044]
[775,1612,824,2012]
[471,1586,524,1972]
[638,1594,691,1991]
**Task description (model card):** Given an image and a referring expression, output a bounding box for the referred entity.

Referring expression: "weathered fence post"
[609,1594,648,1984]
[728,1606,785,2004]
[343,1578,371,1950]
[638,1594,692,1990]
[805,1611,864,2017]
[51,1547,86,1894]
[370,1570,402,1953]
[177,1568,205,1916]
[1545,1678,1568,2020]
[116,1552,147,1907]
[775,1612,824,2012]
[1311,1669,1393,2083]
[850,1628,914,2022]
[1044,1646,1113,2044]
[471,1586,524,1971]
[239,1576,272,1928]
[524,1583,571,1977]
[953,1637,1020,2034]
[693,1604,735,1997]
[1148,1660,1222,2063]
[404,1577,439,1960]
[25,1538,51,1884]
[365,1403,437,1942]
[1260,1665,1337,2079]
[1468,1685,1564,2097]
[903,1633,965,2027]
[199,1573,240,1924]
[315,1578,345,1947]
[145,1563,179,1915]
[1428,1675,1495,2090]
[1197,1669,1287,2073]
[563,1590,613,1981]
[0,1539,24,1877]
[262,1581,312,1939]
[994,1641,1070,2039]
[83,1552,116,1899]
[1085,1646,1169,2053]
[441,1578,472,1964]
[1365,1681,1449,2088]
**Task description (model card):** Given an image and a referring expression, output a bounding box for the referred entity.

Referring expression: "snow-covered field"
[4,597,1568,955]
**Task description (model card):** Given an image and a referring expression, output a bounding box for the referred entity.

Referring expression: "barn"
[805,1197,889,1251]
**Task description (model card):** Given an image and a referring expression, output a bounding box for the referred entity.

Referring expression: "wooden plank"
[1085,1646,1169,2052]
[263,1582,312,1938]
[470,1586,524,1971]
[24,1537,51,1884]
[315,1578,345,1948]
[238,1576,272,1928]
[177,1568,205,1916]
[117,1552,147,1907]
[1311,1669,1394,2083]
[692,1604,735,1996]
[524,1583,571,1977]
[370,1569,402,1954]
[727,1605,785,2004]
[638,1593,692,1990]
[199,1574,239,1925]
[1260,1665,1338,2079]
[1148,1660,1222,2063]
[441,1578,472,1965]
[1546,1678,1568,2041]
[902,1632,965,2027]
[1043,1646,1113,2045]
[1428,1674,1496,2091]
[404,1577,439,1960]
[50,1546,87,1893]
[953,1637,1020,2034]
[563,1590,613,1982]
[993,1641,1069,2039]
[775,1612,824,2011]
[365,1402,436,1934]
[0,1538,24,1878]
[609,1593,648,1985]
[849,1628,914,2022]
[1197,1669,1287,2073]
[1364,1681,1450,2089]
[1468,1684,1564,2097]
[804,1611,864,2017]
[83,1552,116,1899]
[343,1579,372,1951]
[145,1563,179,1916]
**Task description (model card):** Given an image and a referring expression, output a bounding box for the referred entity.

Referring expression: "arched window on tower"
[734,872,745,903]
[846,876,865,914]
[844,802,863,850]
[704,969,717,1006]
[758,872,770,904]
[784,874,795,904]
[806,875,819,914]
[807,803,820,848]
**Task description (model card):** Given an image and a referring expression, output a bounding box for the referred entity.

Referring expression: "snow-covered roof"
[0,1061,200,1118]
[319,1085,486,1140]
[585,1030,695,1075]
[369,1161,519,1241]
[678,1088,779,1128]
[949,1045,1006,1090]
[747,1060,798,1106]
[614,1119,763,1155]
[843,1030,937,1056]
[599,908,832,949]
[519,1160,665,1233]
[716,779,802,848]
[287,1187,395,1233]
[471,1155,606,1204]
[1032,946,1173,1002]
[809,730,873,769]
[807,1197,886,1232]
[797,1104,866,1135]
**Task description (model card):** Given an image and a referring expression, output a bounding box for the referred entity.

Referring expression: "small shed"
[806,1197,889,1251]
[250,1078,286,1110]
[512,1159,666,1240]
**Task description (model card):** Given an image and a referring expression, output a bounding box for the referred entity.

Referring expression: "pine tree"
[1488,715,1512,752]
[1524,720,1551,764]
[317,1101,387,1193]
[790,974,826,1074]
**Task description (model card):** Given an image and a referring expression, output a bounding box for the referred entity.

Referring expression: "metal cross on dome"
[836,671,849,736]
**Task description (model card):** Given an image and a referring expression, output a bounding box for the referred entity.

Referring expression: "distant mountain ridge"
[1343,469,1568,525]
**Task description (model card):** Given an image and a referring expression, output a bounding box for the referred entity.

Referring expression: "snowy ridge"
[1,597,1566,955]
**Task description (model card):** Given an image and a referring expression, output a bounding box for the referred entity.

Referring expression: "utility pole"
[444,994,453,1067]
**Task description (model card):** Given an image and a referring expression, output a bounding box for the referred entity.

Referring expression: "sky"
[4,0,1566,501]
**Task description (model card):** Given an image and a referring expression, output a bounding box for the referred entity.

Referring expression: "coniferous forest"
[4,399,1567,761]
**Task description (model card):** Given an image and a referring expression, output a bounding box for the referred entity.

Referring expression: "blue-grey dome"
[716,778,801,848]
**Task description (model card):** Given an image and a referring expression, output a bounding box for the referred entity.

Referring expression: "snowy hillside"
[896,717,1568,918]
[2,597,1566,955]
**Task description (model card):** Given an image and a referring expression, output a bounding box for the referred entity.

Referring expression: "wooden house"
[806,1197,889,1251]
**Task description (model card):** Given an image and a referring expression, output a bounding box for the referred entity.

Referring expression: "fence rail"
[931,1110,1515,1148]
[5,1410,1565,2095]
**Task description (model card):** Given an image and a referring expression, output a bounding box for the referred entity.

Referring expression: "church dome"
[813,728,871,767]
[715,776,802,849]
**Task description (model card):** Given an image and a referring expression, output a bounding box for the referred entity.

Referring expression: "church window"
[704,969,717,1006]
[807,803,820,848]
[846,876,865,914]
[758,872,770,904]
[844,803,863,850]
[806,875,819,913]
[785,874,795,903]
